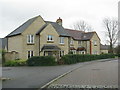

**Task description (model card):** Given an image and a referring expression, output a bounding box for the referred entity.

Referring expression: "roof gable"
[36,21,70,37]
[6,16,40,37]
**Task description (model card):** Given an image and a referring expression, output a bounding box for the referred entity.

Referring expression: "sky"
[0,0,119,44]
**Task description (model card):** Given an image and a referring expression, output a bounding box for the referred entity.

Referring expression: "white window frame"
[47,35,54,41]
[27,35,34,44]
[28,51,34,58]
[59,50,64,57]
[70,39,74,44]
[60,37,64,44]
[93,40,97,45]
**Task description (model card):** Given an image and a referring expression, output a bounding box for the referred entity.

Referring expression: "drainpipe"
[38,35,40,56]
[90,41,92,54]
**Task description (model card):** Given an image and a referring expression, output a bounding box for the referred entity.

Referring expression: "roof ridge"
[65,28,85,32]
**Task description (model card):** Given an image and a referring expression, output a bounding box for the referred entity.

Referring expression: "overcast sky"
[0,0,118,44]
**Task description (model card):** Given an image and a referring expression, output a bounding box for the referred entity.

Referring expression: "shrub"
[61,54,115,64]
[26,56,56,66]
[4,60,27,66]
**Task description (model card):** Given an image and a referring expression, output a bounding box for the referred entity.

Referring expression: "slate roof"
[65,29,95,40]
[36,21,70,37]
[41,44,61,51]
[6,16,39,37]
[7,16,70,37]
[100,44,109,50]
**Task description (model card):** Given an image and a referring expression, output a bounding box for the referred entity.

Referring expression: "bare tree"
[71,20,93,32]
[103,18,118,53]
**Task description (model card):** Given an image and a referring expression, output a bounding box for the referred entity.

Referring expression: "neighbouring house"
[100,44,109,54]
[5,15,101,60]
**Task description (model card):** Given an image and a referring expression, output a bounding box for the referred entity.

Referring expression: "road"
[2,59,118,89]
[49,59,118,88]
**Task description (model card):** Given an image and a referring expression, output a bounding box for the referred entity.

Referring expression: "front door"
[48,51,53,56]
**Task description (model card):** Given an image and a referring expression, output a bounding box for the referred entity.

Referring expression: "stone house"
[5,15,101,60]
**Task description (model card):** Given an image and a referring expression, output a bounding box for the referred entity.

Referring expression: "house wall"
[21,16,46,59]
[100,50,108,54]
[90,33,100,55]
[39,24,69,56]
[8,35,23,59]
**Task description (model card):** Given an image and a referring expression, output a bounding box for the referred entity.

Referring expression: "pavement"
[47,59,118,88]
[2,58,118,89]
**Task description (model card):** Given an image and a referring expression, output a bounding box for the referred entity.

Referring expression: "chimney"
[56,17,62,26]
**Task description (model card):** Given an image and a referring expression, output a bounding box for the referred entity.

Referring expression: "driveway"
[2,59,117,88]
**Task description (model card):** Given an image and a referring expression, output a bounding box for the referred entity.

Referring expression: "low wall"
[5,51,19,61]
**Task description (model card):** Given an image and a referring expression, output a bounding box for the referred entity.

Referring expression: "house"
[5,15,101,60]
[100,44,109,54]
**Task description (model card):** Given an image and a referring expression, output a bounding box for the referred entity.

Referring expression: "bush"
[26,56,56,66]
[4,60,27,66]
[61,54,115,64]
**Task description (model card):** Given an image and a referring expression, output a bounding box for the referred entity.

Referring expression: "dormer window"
[47,35,53,41]
[27,35,34,44]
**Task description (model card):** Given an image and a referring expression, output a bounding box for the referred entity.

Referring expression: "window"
[27,35,34,44]
[59,50,64,57]
[70,39,74,44]
[93,40,97,45]
[47,35,53,41]
[28,51,33,58]
[78,41,82,45]
[60,37,64,44]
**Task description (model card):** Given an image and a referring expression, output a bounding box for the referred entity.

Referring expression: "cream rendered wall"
[39,24,69,56]
[22,16,46,59]
[8,35,23,59]
[90,33,100,55]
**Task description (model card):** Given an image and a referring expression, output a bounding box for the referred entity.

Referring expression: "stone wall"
[5,51,19,61]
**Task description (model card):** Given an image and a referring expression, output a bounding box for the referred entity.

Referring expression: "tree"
[71,20,93,32]
[103,18,118,53]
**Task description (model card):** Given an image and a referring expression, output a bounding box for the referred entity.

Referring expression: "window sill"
[27,43,35,45]
[59,43,65,46]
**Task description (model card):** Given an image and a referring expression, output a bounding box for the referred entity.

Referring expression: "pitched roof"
[65,29,84,40]
[41,44,61,51]
[6,16,39,37]
[65,29,95,40]
[36,21,70,37]
[100,44,109,50]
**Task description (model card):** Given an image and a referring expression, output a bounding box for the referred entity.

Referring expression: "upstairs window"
[47,35,53,41]
[78,41,82,45]
[70,39,74,44]
[93,40,97,46]
[27,35,34,44]
[60,37,64,44]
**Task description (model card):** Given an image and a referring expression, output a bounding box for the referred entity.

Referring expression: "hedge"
[61,54,115,64]
[4,60,27,66]
[26,56,56,66]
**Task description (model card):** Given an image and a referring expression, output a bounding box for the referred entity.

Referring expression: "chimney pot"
[56,17,62,26]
